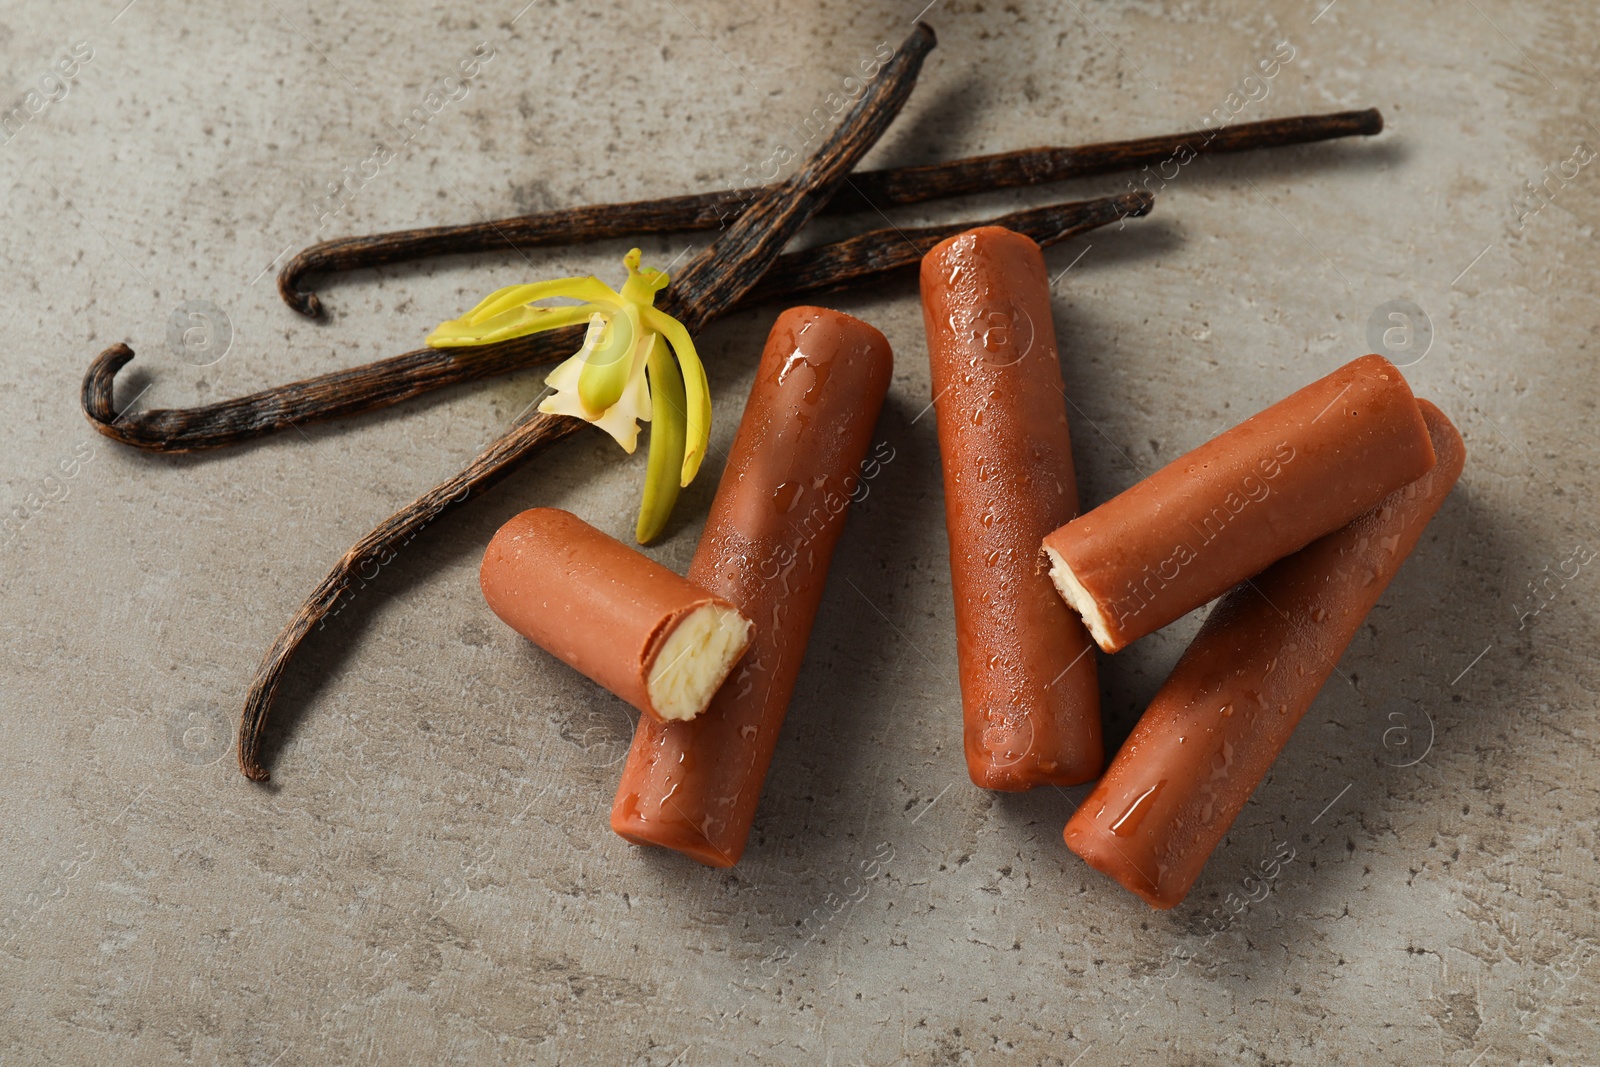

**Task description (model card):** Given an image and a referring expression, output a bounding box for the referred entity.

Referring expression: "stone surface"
[1,1,1597,1063]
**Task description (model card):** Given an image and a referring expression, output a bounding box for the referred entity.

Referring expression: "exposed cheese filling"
[646,603,754,721]
[1044,545,1117,653]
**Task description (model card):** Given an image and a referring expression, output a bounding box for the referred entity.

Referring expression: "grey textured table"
[3,1,1596,1063]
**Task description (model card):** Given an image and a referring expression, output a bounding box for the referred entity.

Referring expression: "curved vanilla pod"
[83,195,1146,455]
[277,109,1379,317]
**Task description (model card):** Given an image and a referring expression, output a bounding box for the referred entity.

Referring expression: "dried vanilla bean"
[234,21,940,782]
[83,192,1149,453]
[278,108,1379,316]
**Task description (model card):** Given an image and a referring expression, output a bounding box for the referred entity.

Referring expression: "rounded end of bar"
[1358,107,1384,136]
[912,21,938,49]
[772,305,895,399]
[1351,352,1439,474]
[965,697,1105,792]
[1414,399,1467,488]
[611,815,741,868]
[969,757,1102,792]
[1063,819,1180,910]
[920,224,1051,299]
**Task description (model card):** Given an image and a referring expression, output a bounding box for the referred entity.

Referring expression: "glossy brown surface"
[920,226,1102,789]
[1064,401,1466,909]
[1043,353,1437,652]
[480,508,744,723]
[611,306,894,866]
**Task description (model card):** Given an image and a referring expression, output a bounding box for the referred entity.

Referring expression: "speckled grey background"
[2,0,1596,1063]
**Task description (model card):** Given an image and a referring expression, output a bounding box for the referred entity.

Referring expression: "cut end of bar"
[646,603,753,721]
[1043,545,1119,653]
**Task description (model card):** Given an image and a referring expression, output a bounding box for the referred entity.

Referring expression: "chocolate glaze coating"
[920,226,1102,789]
[480,507,744,723]
[611,306,893,867]
[1064,400,1465,909]
[1044,353,1437,652]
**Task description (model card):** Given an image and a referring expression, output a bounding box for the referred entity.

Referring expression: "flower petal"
[587,338,654,453]
[542,315,608,412]
[538,317,653,450]
[635,334,687,544]
[425,276,626,349]
[544,351,582,392]
[468,278,621,322]
[427,302,601,348]
[537,385,590,423]
[575,311,637,414]
[642,306,711,486]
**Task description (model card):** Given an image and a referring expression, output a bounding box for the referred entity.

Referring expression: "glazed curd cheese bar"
[1063,400,1465,908]
[1042,353,1437,653]
[481,507,753,723]
[611,306,893,867]
[920,226,1103,789]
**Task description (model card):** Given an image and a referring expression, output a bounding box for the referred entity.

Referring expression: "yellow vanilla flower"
[426,249,710,542]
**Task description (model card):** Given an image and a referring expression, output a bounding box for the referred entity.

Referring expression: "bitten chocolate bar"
[481,507,752,724]
[1044,353,1437,653]
[1064,400,1464,908]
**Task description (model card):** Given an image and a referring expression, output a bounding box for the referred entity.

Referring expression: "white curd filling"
[646,604,754,721]
[1044,545,1117,653]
